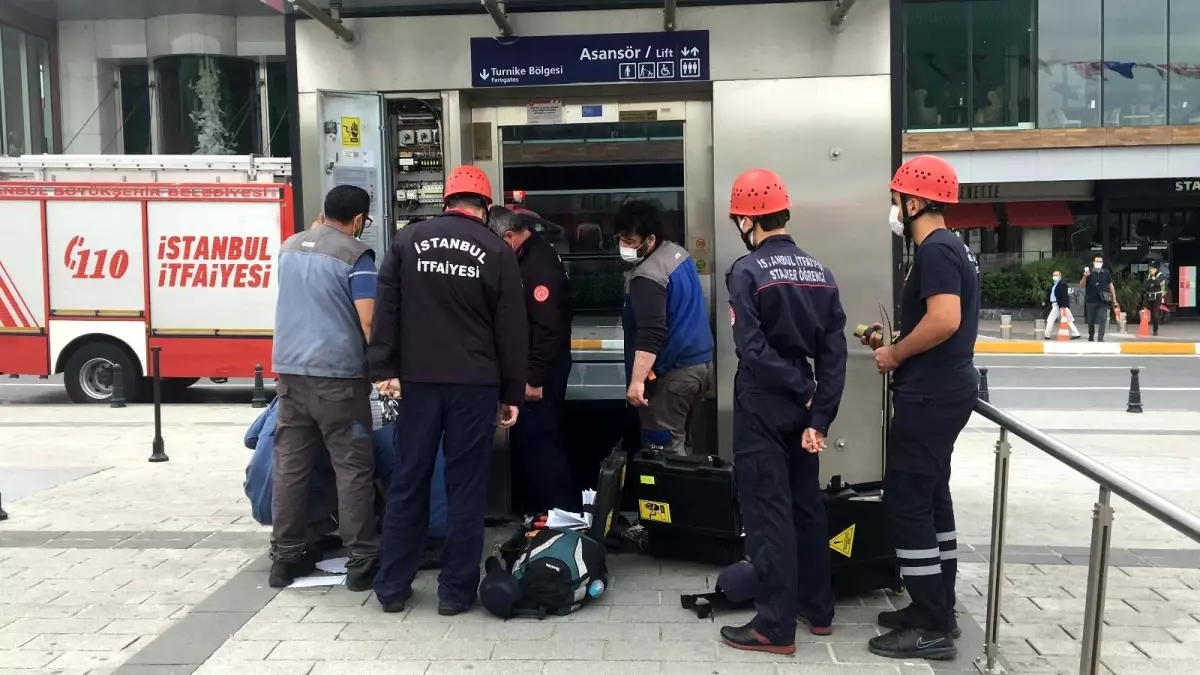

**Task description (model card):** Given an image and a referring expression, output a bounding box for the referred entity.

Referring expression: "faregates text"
[755,253,829,284]
[414,236,487,278]
[156,235,273,289]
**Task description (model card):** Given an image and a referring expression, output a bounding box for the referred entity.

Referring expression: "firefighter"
[488,205,580,514]
[718,169,847,655]
[863,155,980,661]
[269,185,379,590]
[617,201,714,454]
[368,165,528,616]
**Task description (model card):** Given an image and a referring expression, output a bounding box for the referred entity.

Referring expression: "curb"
[571,338,1200,355]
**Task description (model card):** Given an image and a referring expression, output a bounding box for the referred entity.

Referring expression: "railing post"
[976,427,1011,675]
[1079,486,1114,675]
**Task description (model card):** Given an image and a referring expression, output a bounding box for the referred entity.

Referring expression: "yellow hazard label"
[829,524,855,558]
[638,499,672,524]
[341,116,362,147]
[640,475,655,485]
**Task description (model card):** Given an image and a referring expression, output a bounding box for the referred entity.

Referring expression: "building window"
[1102,0,1168,127]
[1169,0,1200,125]
[1037,0,1103,129]
[265,60,290,157]
[118,65,152,154]
[903,0,1034,132]
[155,55,259,155]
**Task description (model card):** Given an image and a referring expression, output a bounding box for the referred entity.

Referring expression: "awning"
[944,203,998,230]
[1005,201,1076,228]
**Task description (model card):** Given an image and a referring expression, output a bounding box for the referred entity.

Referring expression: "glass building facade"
[905,0,1200,131]
[0,21,54,155]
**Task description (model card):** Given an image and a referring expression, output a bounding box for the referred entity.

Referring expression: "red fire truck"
[0,155,294,403]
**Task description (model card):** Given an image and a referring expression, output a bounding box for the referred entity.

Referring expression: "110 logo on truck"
[63,235,131,280]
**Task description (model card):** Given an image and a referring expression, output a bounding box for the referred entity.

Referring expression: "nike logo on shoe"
[916,637,946,649]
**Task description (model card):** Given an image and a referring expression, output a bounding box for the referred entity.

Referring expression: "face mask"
[888,205,905,238]
[735,217,756,252]
[1052,276,1061,283]
[1093,262,1103,270]
[619,246,641,263]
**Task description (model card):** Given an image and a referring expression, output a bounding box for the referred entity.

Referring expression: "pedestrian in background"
[269,185,380,590]
[1081,254,1119,342]
[616,200,714,455]
[369,165,527,616]
[1043,270,1080,340]
[1144,261,1166,336]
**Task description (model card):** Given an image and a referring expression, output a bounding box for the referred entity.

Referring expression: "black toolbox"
[629,451,745,566]
[824,477,901,596]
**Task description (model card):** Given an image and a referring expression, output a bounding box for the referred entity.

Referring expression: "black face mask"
[731,216,755,252]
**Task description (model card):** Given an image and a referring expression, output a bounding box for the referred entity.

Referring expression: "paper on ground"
[288,574,346,589]
[316,557,349,574]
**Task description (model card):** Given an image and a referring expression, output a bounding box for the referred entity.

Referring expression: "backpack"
[511,528,607,617]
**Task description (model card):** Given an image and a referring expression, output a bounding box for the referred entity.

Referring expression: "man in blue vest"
[617,201,714,454]
[270,185,379,590]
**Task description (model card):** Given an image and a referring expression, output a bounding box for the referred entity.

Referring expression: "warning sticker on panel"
[341,117,362,148]
[829,524,855,558]
[638,499,672,524]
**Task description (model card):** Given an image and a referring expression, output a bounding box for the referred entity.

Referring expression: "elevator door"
[472,100,713,403]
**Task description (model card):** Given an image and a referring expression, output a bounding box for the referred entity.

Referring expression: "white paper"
[287,575,346,589]
[546,508,592,531]
[316,557,348,574]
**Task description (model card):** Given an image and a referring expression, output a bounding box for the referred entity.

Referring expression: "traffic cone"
[1057,311,1072,341]
[1138,308,1151,338]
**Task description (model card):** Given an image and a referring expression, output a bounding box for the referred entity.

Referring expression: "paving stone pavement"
[0,404,1197,674]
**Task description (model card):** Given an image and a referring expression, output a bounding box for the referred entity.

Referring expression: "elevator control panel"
[391,98,445,228]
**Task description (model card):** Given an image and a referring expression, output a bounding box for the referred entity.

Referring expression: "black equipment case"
[823,477,901,596]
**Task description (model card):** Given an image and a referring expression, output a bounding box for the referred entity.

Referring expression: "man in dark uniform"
[488,205,579,514]
[368,165,527,616]
[718,169,847,655]
[863,154,980,661]
[1081,254,1119,342]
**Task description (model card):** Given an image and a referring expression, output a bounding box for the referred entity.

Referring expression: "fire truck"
[0,155,294,403]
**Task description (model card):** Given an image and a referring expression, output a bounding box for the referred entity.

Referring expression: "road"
[3,354,1199,411]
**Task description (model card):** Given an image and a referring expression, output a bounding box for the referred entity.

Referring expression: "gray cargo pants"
[271,374,379,566]
[638,361,713,455]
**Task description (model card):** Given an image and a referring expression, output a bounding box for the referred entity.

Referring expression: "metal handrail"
[971,396,1200,675]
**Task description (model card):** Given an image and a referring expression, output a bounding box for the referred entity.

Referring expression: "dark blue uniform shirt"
[726,235,848,434]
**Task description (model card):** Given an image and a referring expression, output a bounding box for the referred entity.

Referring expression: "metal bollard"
[977,367,990,403]
[110,363,126,408]
[251,364,268,409]
[999,314,1012,340]
[1126,367,1143,414]
[148,346,169,462]
[0,491,7,521]
[1033,318,1046,338]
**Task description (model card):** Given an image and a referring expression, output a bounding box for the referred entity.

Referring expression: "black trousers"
[733,387,834,644]
[884,391,975,633]
[374,383,498,608]
[510,355,579,513]
[1085,301,1110,339]
[1147,299,1161,334]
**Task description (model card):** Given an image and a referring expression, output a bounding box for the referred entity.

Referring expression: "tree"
[189,57,232,155]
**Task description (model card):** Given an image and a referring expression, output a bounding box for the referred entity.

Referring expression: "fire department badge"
[533,285,550,303]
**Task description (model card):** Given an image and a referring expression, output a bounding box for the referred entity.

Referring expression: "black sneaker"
[877,606,962,639]
[379,597,407,613]
[720,622,796,655]
[438,600,470,616]
[868,627,956,660]
[268,557,317,588]
[345,558,379,593]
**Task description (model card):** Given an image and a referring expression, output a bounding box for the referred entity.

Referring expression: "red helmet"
[889,155,959,204]
[444,165,493,204]
[729,168,792,216]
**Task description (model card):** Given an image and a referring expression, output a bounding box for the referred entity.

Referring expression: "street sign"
[471,31,710,88]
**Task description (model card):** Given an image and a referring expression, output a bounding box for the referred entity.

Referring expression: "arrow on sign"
[682,47,698,56]
[479,69,490,80]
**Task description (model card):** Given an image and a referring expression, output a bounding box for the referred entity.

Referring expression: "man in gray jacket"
[269,185,380,589]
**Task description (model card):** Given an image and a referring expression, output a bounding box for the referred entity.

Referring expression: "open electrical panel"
[389,98,445,233]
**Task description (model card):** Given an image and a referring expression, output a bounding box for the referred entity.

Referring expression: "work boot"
[797,614,834,636]
[379,596,407,613]
[868,627,956,660]
[345,558,379,593]
[877,606,962,638]
[719,622,796,655]
[437,600,471,616]
[268,556,317,588]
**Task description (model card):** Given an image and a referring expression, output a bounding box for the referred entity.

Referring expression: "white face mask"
[1093,262,1103,270]
[1052,276,1061,283]
[619,246,641,263]
[888,205,905,237]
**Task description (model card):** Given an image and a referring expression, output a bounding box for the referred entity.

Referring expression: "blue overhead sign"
[470,30,710,88]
